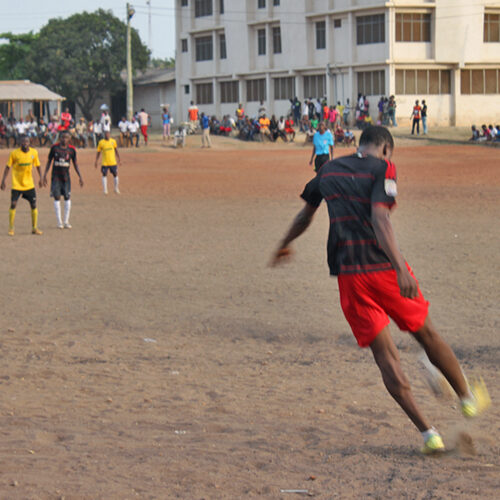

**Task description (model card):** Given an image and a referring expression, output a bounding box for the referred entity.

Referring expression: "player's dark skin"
[1,136,43,208]
[43,132,84,193]
[271,140,470,433]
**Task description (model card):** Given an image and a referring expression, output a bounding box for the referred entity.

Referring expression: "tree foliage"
[25,10,150,119]
[0,32,38,80]
[150,57,175,69]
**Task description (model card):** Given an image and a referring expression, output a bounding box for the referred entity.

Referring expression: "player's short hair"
[359,126,394,150]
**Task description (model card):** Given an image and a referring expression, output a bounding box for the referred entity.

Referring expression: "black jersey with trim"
[48,143,77,177]
[301,153,397,276]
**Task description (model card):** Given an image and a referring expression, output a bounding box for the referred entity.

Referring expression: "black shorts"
[51,172,71,199]
[11,188,37,207]
[314,154,330,172]
[101,165,118,176]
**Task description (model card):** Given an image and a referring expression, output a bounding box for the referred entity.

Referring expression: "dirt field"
[0,135,499,499]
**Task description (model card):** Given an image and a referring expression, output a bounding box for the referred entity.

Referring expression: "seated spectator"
[5,122,17,147]
[38,118,50,146]
[334,123,345,144]
[118,116,130,147]
[469,125,479,141]
[174,126,186,148]
[284,116,295,142]
[344,128,356,146]
[277,116,288,142]
[27,118,38,142]
[304,118,316,143]
[48,117,59,144]
[269,115,279,142]
[487,124,497,142]
[75,117,88,147]
[495,125,500,141]
[259,114,271,141]
[0,120,6,146]
[219,115,232,136]
[15,118,28,143]
[479,124,490,142]
[210,115,221,135]
[128,116,140,147]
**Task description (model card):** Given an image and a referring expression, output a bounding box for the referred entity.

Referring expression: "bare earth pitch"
[0,142,498,498]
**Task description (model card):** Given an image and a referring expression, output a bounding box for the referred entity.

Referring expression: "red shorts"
[141,125,148,138]
[337,264,429,348]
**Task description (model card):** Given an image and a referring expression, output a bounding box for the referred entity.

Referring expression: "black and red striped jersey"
[48,143,77,176]
[301,153,397,276]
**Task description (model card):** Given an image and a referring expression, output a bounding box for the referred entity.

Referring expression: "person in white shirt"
[127,117,140,147]
[93,120,103,145]
[174,126,186,148]
[118,116,130,147]
[100,111,111,133]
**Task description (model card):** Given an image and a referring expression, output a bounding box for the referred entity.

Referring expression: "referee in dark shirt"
[271,125,486,454]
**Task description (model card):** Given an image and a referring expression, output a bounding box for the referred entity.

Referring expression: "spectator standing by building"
[138,108,150,146]
[388,96,397,127]
[188,101,199,131]
[421,100,428,135]
[411,100,421,135]
[290,97,301,126]
[100,110,111,135]
[162,107,171,141]
[200,112,212,148]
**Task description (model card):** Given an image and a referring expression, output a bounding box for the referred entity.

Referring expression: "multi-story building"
[175,0,500,126]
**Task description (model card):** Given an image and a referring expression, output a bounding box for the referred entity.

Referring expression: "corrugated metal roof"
[0,80,65,101]
[134,68,175,86]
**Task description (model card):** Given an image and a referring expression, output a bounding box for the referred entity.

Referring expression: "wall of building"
[134,82,177,129]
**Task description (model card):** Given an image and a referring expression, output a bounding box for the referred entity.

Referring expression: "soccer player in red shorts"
[271,125,489,454]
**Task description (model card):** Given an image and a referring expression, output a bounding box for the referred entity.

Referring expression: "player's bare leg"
[370,326,430,432]
[412,316,468,398]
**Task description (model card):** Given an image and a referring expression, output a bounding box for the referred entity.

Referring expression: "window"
[181,0,188,6]
[274,77,295,100]
[334,19,342,28]
[395,69,451,94]
[357,70,385,95]
[461,69,500,94]
[316,21,326,49]
[196,82,213,104]
[181,38,188,52]
[219,33,227,59]
[220,0,224,14]
[257,28,266,55]
[247,78,266,101]
[484,13,500,42]
[195,35,213,61]
[195,0,212,17]
[273,0,280,5]
[356,14,385,44]
[303,75,326,98]
[184,84,190,94]
[220,81,239,103]
[258,0,266,8]
[272,26,281,54]
[395,13,431,42]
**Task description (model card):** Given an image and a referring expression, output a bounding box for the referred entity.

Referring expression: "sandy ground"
[0,134,499,499]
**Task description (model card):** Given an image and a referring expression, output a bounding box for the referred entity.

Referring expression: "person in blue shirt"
[309,121,334,172]
[162,107,171,141]
[201,112,212,148]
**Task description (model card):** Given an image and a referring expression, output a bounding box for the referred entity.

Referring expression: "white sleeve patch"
[384,179,397,197]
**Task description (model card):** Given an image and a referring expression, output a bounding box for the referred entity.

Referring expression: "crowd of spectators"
[469,124,500,142]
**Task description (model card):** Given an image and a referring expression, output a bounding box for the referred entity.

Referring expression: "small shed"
[0,80,65,120]
[133,68,176,127]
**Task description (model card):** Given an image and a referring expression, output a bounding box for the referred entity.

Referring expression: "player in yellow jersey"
[95,130,121,195]
[1,135,43,235]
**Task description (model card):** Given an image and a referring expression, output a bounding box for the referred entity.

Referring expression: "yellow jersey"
[7,147,40,191]
[97,138,118,166]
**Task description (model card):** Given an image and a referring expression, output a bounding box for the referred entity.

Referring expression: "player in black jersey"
[271,126,489,454]
[43,130,84,229]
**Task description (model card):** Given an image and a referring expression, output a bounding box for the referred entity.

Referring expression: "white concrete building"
[175,0,500,126]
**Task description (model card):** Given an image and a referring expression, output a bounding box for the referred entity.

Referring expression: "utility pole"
[147,0,152,51]
[126,3,135,121]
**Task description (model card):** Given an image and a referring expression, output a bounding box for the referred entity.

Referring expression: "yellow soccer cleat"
[8,229,14,236]
[421,433,445,455]
[461,377,491,418]
[32,228,43,235]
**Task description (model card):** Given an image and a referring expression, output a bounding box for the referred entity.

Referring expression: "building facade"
[175,0,500,126]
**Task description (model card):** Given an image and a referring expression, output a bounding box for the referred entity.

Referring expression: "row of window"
[193,68,500,104]
[181,0,280,17]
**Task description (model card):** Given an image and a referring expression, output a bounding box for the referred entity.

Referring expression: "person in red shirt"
[60,107,72,130]
[411,100,421,135]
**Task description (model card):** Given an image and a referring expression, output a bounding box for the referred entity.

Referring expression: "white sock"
[54,200,62,225]
[114,177,119,189]
[102,176,108,192]
[421,427,439,441]
[64,199,71,224]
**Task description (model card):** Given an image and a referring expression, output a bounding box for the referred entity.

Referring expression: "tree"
[0,32,38,80]
[150,57,175,69]
[25,10,150,120]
